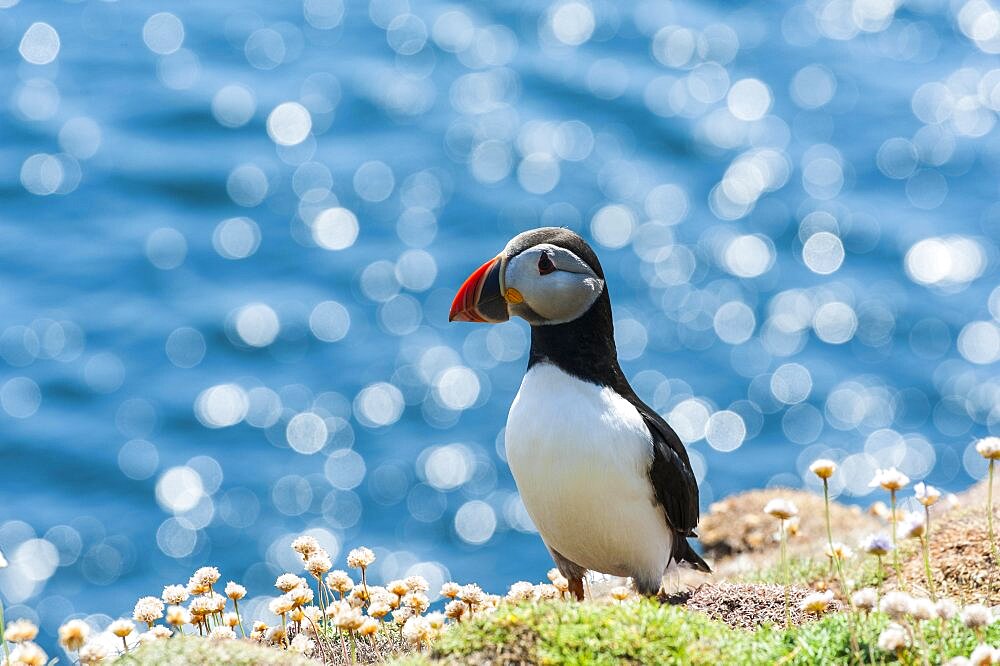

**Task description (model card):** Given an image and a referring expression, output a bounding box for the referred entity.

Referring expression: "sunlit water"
[2,0,1000,653]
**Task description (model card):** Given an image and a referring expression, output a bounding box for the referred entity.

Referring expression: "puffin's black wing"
[632,399,711,572]
[635,403,699,533]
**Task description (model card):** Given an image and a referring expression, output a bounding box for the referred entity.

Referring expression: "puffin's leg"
[634,572,664,598]
[549,547,587,601]
[568,576,585,601]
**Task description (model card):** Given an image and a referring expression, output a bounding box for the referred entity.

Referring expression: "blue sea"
[2,0,1000,655]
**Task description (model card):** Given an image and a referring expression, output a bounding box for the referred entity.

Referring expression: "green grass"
[395,599,1000,666]
[735,541,918,593]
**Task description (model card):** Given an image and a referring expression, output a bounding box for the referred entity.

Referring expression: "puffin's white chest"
[505,363,672,582]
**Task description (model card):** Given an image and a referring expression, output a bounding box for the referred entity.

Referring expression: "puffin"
[449,227,709,600]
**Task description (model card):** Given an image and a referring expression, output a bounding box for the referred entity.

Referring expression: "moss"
[398,599,1000,666]
[116,636,319,665]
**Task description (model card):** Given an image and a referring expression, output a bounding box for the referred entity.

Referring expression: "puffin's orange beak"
[449,255,511,323]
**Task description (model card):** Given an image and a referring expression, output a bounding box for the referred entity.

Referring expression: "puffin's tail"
[674,536,711,573]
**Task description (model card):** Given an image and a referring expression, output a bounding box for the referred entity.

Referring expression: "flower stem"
[780,519,790,629]
[315,578,327,633]
[233,599,247,638]
[0,598,10,664]
[824,480,860,662]
[920,536,936,601]
[824,479,851,596]
[361,568,369,609]
[890,489,904,588]
[988,460,998,602]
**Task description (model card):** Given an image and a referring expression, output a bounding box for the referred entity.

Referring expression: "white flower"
[403,591,430,614]
[426,611,446,632]
[975,436,1000,461]
[305,552,332,577]
[78,642,108,665]
[162,584,189,605]
[58,619,90,651]
[192,566,221,587]
[506,581,535,602]
[405,575,429,592]
[444,599,466,620]
[879,591,913,620]
[869,467,910,491]
[440,582,461,598]
[459,583,484,607]
[286,587,313,608]
[8,642,48,666]
[269,593,295,616]
[401,616,432,646]
[109,619,135,638]
[851,587,878,611]
[763,498,798,520]
[799,590,834,614]
[290,634,315,654]
[346,547,376,569]
[358,618,379,636]
[266,626,287,645]
[809,459,837,479]
[275,573,306,592]
[936,599,959,620]
[368,601,391,619]
[5,619,39,642]
[291,535,320,557]
[969,644,999,666]
[331,601,364,631]
[824,542,854,560]
[536,583,560,600]
[138,626,171,643]
[224,581,246,600]
[327,570,354,593]
[961,604,993,630]
[860,534,892,556]
[208,626,236,640]
[877,623,911,652]
[166,605,191,627]
[914,482,941,507]
[132,596,165,624]
[900,511,926,539]
[911,597,936,621]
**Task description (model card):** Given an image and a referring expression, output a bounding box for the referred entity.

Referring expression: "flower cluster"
[7,538,581,664]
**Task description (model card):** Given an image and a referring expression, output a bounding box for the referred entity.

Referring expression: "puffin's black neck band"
[527,290,625,389]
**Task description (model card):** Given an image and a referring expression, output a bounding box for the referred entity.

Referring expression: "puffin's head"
[449,227,605,326]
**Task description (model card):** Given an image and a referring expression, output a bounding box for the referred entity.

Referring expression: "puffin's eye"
[537,251,556,275]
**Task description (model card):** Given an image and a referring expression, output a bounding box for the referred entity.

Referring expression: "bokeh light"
[4,1,1000,655]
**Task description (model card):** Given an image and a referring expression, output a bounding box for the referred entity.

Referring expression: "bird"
[449,227,709,601]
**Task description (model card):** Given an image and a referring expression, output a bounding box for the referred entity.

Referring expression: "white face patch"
[504,244,605,325]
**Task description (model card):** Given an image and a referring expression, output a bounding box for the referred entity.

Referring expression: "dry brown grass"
[899,482,1000,604]
[698,487,882,584]
[674,582,841,630]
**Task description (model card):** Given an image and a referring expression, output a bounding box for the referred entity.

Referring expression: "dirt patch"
[901,501,1000,604]
[699,488,881,560]
[682,582,840,630]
